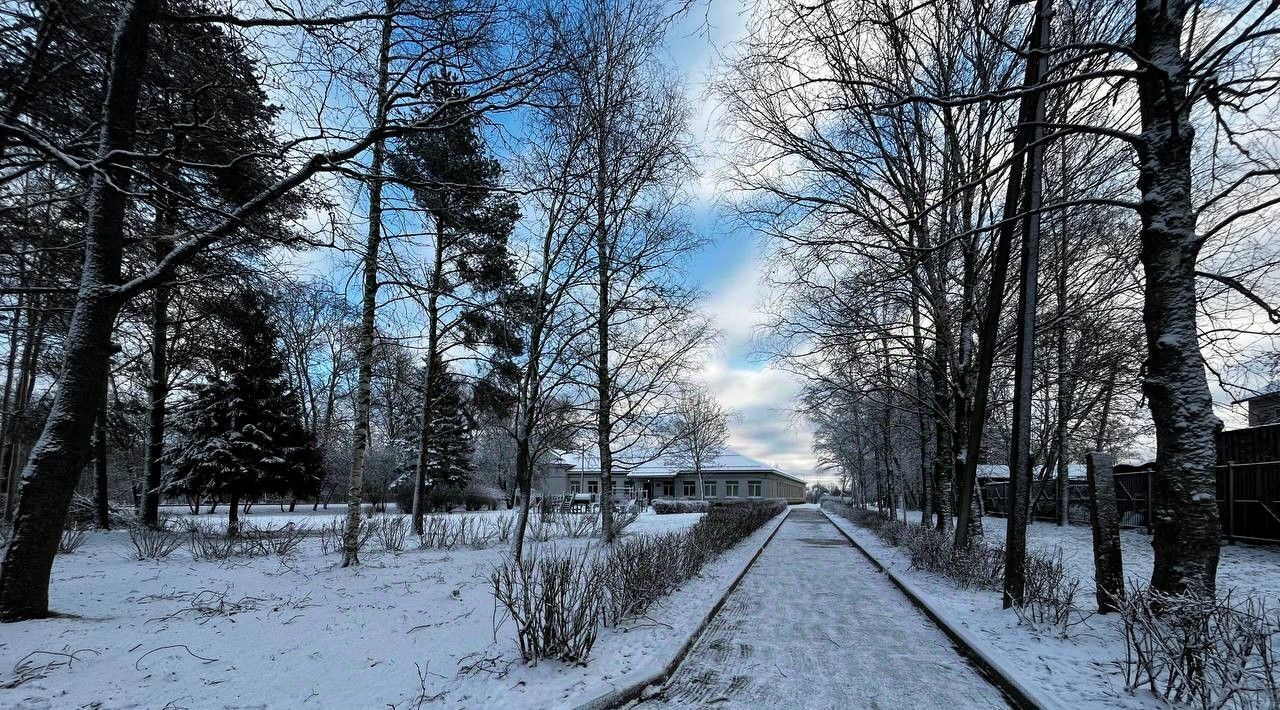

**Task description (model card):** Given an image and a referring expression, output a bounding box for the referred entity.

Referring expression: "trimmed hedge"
[651,498,710,514]
[492,498,786,664]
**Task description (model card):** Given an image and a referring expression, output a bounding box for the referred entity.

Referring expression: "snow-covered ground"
[824,508,1280,709]
[0,509,781,709]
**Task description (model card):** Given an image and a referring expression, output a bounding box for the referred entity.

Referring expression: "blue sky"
[655,2,821,480]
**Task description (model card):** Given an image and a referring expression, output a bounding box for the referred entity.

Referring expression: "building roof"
[1234,389,1280,405]
[557,448,808,485]
[975,463,1089,480]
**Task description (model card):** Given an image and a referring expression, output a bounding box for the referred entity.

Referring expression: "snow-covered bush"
[651,498,710,514]
[127,522,185,560]
[1118,584,1280,709]
[491,547,604,665]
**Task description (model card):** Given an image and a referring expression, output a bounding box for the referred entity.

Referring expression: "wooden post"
[1225,461,1235,545]
[1087,452,1124,613]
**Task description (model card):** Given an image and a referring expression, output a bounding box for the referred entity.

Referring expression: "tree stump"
[1087,452,1124,613]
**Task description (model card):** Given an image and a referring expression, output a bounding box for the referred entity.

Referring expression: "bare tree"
[662,383,733,500]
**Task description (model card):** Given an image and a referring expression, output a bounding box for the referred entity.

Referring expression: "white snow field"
[0,508,782,709]
[638,507,1009,709]
[825,509,1280,709]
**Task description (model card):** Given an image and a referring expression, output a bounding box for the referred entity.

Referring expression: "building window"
[662,481,674,497]
[748,480,762,497]
[725,480,740,497]
[588,480,598,494]
[570,480,581,494]
[703,481,717,498]
[682,480,696,497]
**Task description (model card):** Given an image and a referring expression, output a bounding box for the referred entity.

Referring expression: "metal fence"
[980,459,1280,544]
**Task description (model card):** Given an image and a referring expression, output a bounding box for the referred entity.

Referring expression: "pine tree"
[166,289,320,535]
[390,72,520,530]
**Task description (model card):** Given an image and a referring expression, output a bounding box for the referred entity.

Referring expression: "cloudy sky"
[658,3,823,481]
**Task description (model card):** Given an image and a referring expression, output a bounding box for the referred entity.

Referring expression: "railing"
[980,460,1280,544]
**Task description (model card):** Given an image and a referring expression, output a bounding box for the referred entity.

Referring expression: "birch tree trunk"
[0,0,157,620]
[1132,0,1221,598]
[341,2,394,568]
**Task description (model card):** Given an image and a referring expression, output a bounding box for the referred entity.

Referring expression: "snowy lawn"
[0,509,777,709]
[824,508,1280,709]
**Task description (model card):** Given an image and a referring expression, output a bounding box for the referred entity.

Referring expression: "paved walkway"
[637,508,1010,709]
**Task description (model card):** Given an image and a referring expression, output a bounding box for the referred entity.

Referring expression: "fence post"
[1087,452,1124,614]
[1145,467,1154,535]
[1225,461,1235,546]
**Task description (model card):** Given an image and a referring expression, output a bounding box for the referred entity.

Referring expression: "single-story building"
[542,449,808,504]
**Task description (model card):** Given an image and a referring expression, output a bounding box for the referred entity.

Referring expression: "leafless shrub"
[319,516,343,554]
[376,515,409,552]
[606,506,639,538]
[127,522,185,560]
[1117,584,1280,709]
[491,547,604,665]
[187,522,238,560]
[598,532,685,625]
[142,588,264,625]
[825,500,1003,590]
[491,512,515,544]
[1012,549,1090,634]
[57,527,88,554]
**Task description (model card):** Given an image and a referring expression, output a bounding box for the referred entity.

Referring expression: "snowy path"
[636,508,1010,710]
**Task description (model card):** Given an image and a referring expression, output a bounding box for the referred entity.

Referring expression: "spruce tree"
[166,289,320,535]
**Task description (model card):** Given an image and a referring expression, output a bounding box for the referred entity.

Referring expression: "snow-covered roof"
[557,448,807,485]
[976,463,1088,480]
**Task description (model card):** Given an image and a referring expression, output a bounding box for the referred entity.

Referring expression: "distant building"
[1239,391,1280,427]
[542,448,808,504]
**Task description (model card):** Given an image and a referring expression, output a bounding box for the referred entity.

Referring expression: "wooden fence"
[980,459,1280,544]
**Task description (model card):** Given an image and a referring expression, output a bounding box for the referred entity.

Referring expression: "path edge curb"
[572,507,793,710]
[820,508,1066,710]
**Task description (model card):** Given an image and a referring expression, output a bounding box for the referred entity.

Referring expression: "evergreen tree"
[166,290,320,535]
[422,356,474,490]
[389,73,522,529]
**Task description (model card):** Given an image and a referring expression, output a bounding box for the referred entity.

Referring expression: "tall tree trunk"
[142,247,171,527]
[1055,189,1072,527]
[955,0,1050,549]
[1086,452,1124,613]
[1004,0,1049,607]
[341,2,393,568]
[94,380,110,530]
[411,218,444,535]
[595,118,615,545]
[1133,0,1221,598]
[0,0,155,621]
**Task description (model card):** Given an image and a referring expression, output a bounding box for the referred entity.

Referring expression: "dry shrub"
[491,547,604,665]
[376,515,409,552]
[1118,584,1280,709]
[57,527,88,554]
[127,522,185,560]
[1012,549,1090,634]
[492,499,786,664]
